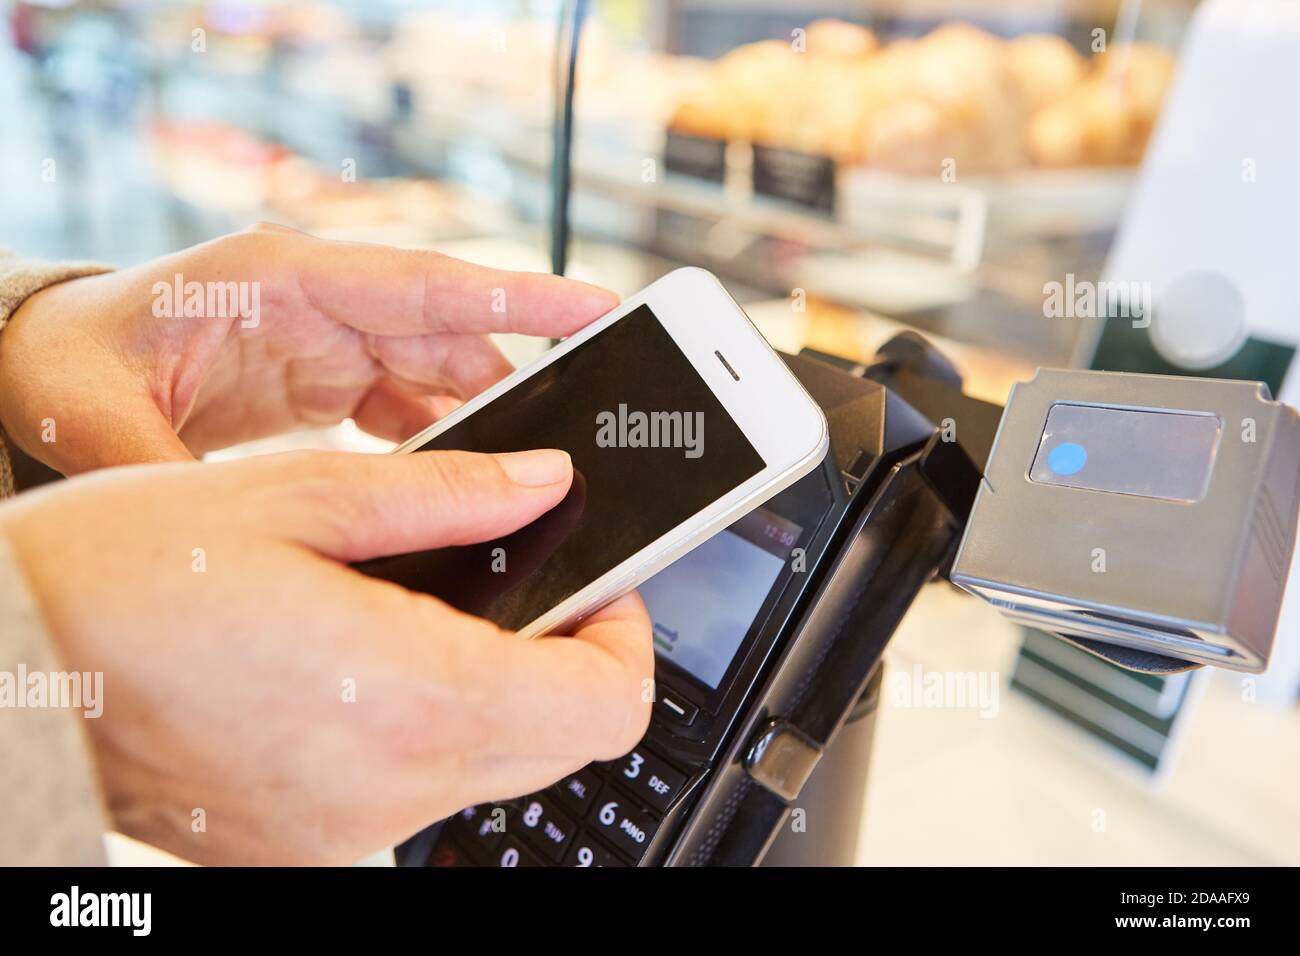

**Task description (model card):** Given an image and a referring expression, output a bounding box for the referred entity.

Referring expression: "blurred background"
[3,0,1297,865]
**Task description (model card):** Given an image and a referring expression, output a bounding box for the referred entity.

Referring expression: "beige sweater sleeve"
[0,535,111,864]
[0,252,114,865]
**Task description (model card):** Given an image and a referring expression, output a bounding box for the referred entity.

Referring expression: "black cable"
[549,0,589,277]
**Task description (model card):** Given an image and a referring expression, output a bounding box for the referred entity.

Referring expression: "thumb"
[263,448,574,562]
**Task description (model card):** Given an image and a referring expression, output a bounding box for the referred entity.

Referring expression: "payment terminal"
[395,341,1298,866]
[398,343,984,867]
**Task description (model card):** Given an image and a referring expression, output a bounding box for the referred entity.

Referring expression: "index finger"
[252,226,620,338]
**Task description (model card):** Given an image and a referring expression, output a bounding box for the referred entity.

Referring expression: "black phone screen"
[355,304,766,632]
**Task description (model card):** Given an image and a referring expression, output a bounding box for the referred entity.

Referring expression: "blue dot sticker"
[1047,442,1087,476]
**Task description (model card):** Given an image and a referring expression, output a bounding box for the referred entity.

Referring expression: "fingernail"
[495,449,572,487]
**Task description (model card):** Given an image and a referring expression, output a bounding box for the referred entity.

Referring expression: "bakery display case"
[9,0,1196,384]
[381,1,1192,380]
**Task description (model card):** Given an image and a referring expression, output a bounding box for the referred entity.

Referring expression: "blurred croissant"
[670,21,1176,173]
[1027,43,1176,167]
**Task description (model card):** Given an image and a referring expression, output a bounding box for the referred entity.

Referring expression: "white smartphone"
[356,267,829,638]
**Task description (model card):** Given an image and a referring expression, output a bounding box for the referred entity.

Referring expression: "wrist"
[0,281,84,474]
[0,274,192,476]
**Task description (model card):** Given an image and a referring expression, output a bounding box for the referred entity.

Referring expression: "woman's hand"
[0,224,618,474]
[0,448,652,865]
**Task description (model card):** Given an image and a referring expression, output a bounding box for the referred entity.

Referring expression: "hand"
[0,448,653,865]
[0,224,618,474]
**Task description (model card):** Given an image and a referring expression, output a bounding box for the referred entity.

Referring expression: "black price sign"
[664,130,727,183]
[752,144,836,215]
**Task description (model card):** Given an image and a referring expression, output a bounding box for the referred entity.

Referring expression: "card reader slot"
[988,599,1238,660]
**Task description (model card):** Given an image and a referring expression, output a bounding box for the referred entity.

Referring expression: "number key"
[552,768,601,816]
[587,796,659,860]
[562,834,624,867]
[495,836,545,867]
[609,747,686,814]
[514,794,576,863]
